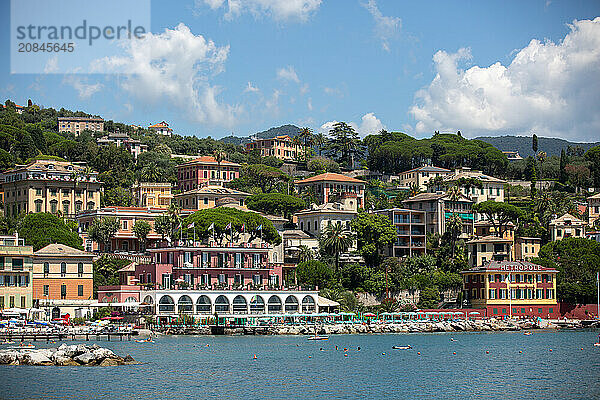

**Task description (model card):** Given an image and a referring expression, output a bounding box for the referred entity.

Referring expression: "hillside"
[220,124,302,146]
[475,135,599,157]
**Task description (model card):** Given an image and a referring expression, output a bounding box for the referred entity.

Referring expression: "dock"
[0,331,138,343]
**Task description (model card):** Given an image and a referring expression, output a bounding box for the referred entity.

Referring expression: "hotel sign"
[499,264,543,272]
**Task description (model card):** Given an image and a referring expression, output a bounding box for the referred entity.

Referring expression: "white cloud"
[277,65,300,83]
[307,97,313,111]
[300,83,309,95]
[319,112,385,138]
[324,86,344,97]
[62,75,103,100]
[244,81,260,93]
[197,0,321,22]
[410,18,600,141]
[94,23,239,127]
[265,89,281,115]
[362,0,401,52]
[43,57,59,73]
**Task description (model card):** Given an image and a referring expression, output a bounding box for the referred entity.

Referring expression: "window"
[78,285,83,296]
[36,188,42,196]
[43,262,49,276]
[60,262,66,277]
[60,284,67,299]
[9,296,15,308]
[62,201,70,215]
[50,200,58,213]
[35,200,43,213]
[12,258,23,271]
[78,263,83,277]
[43,285,49,296]
[21,296,26,308]
[493,308,498,315]
[122,220,128,230]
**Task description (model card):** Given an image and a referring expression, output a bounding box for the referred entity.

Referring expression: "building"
[373,208,426,258]
[177,156,241,191]
[58,116,104,135]
[295,201,358,238]
[132,182,173,209]
[77,207,193,253]
[174,185,250,210]
[514,237,541,261]
[502,151,524,162]
[1,160,102,218]
[403,192,474,237]
[474,220,515,241]
[461,260,558,318]
[398,165,451,191]
[148,121,173,136]
[3,103,24,114]
[549,213,586,241]
[32,244,95,319]
[295,173,366,212]
[246,135,304,161]
[97,132,148,159]
[0,235,33,310]
[440,167,506,205]
[466,236,513,268]
[588,193,600,226]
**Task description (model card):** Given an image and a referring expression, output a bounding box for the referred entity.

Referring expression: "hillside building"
[176,156,241,191]
[549,213,586,241]
[58,116,104,135]
[246,135,305,161]
[295,173,365,212]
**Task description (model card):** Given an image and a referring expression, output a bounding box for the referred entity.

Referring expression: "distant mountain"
[475,135,600,158]
[220,124,302,146]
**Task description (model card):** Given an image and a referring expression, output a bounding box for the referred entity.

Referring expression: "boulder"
[99,358,120,367]
[92,348,115,360]
[0,350,18,364]
[74,351,96,365]
[75,344,88,355]
[63,345,79,358]
[21,351,53,366]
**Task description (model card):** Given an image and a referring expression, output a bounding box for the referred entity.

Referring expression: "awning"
[88,302,141,307]
[317,296,340,307]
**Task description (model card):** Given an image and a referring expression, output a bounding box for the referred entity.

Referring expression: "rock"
[99,358,120,367]
[123,354,135,363]
[92,348,115,360]
[54,355,77,366]
[74,351,96,365]
[75,344,88,355]
[21,351,53,366]
[0,350,18,364]
[63,345,79,358]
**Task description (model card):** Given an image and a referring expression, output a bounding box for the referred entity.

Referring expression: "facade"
[549,213,586,241]
[398,165,451,191]
[373,208,426,258]
[246,135,304,161]
[441,167,506,205]
[403,192,474,237]
[97,132,148,159]
[462,261,558,318]
[0,235,33,310]
[295,173,366,211]
[514,237,541,261]
[148,121,173,136]
[588,193,600,226]
[474,220,515,241]
[58,116,104,135]
[466,236,513,268]
[177,156,241,191]
[132,182,173,209]
[502,151,524,162]
[295,201,358,238]
[1,160,102,218]
[174,185,250,210]
[32,244,95,319]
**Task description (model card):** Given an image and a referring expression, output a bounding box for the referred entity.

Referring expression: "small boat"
[523,332,533,336]
[392,345,412,350]
[307,335,329,341]
[135,338,154,343]
[593,343,600,347]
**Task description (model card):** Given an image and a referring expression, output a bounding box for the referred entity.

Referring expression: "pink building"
[295,173,366,211]
[177,156,241,192]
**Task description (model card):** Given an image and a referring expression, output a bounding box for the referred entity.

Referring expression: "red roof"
[181,155,241,166]
[295,173,365,184]
[148,121,171,129]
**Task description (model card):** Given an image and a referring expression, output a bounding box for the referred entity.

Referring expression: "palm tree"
[299,127,313,162]
[141,164,160,182]
[291,135,302,162]
[297,245,313,264]
[312,132,327,156]
[446,186,462,259]
[320,222,353,273]
[213,148,227,184]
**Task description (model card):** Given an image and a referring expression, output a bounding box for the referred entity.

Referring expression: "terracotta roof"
[148,121,171,129]
[3,159,96,175]
[588,193,600,199]
[117,262,136,273]
[462,260,558,273]
[34,244,94,257]
[295,173,365,184]
[180,155,241,167]
[445,170,506,184]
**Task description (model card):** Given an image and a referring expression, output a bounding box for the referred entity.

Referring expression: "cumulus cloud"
[62,75,103,100]
[362,0,401,52]
[319,112,385,138]
[244,81,260,93]
[94,23,239,127]
[197,0,321,22]
[277,66,300,83]
[410,18,600,141]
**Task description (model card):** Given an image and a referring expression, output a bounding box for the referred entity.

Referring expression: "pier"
[0,331,138,343]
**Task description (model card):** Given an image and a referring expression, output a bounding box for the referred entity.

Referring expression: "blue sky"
[1,0,600,141]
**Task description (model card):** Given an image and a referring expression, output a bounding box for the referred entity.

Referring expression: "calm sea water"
[1,330,599,399]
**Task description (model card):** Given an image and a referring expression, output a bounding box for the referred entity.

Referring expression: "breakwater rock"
[0,344,139,366]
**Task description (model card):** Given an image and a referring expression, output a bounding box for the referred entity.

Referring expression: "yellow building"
[466,236,513,268]
[588,193,600,226]
[0,235,34,310]
[132,182,173,208]
[398,165,451,191]
[58,117,104,135]
[514,237,541,261]
[462,260,558,318]
[246,135,305,161]
[1,160,102,218]
[174,185,251,210]
[549,213,586,241]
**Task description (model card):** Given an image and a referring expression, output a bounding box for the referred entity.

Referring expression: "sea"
[1,330,599,399]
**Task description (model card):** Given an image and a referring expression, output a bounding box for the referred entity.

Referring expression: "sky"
[1,0,600,142]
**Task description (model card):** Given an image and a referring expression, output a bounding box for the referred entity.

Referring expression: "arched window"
[50,199,58,214]
[87,201,95,210]
[232,295,247,314]
[196,295,211,314]
[178,295,193,313]
[75,201,83,212]
[62,200,70,215]
[284,295,299,313]
[249,295,265,314]
[77,262,84,277]
[267,295,282,313]
[158,295,175,312]
[302,296,316,313]
[215,295,229,313]
[143,295,154,304]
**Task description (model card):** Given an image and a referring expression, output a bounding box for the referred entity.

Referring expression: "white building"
[549,213,586,241]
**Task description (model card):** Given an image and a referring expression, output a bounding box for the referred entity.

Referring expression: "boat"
[523,332,533,336]
[392,345,412,350]
[307,335,329,341]
[135,338,155,343]
[594,343,600,347]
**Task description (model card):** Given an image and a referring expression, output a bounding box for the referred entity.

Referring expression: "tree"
[133,220,152,252]
[473,200,523,238]
[532,134,538,154]
[228,164,289,193]
[93,255,131,295]
[350,213,396,267]
[307,156,340,173]
[298,127,313,162]
[417,287,440,309]
[88,217,120,251]
[246,193,306,219]
[213,148,227,182]
[585,146,600,187]
[296,260,332,289]
[559,149,568,184]
[18,213,83,251]
[320,222,353,273]
[153,214,171,241]
[102,187,134,207]
[297,245,314,264]
[312,132,327,156]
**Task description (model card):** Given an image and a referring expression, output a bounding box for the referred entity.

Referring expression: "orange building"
[32,244,95,319]
[295,173,366,211]
[246,135,305,161]
[176,156,241,192]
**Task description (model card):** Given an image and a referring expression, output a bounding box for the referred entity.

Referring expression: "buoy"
[581,348,584,350]
[253,354,257,360]
[206,344,209,347]
[344,348,347,352]
[308,356,312,358]
[549,349,552,352]
[382,352,386,355]
[453,352,456,355]
[519,350,523,353]
[344,353,348,357]
[486,351,489,354]
[417,352,421,355]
